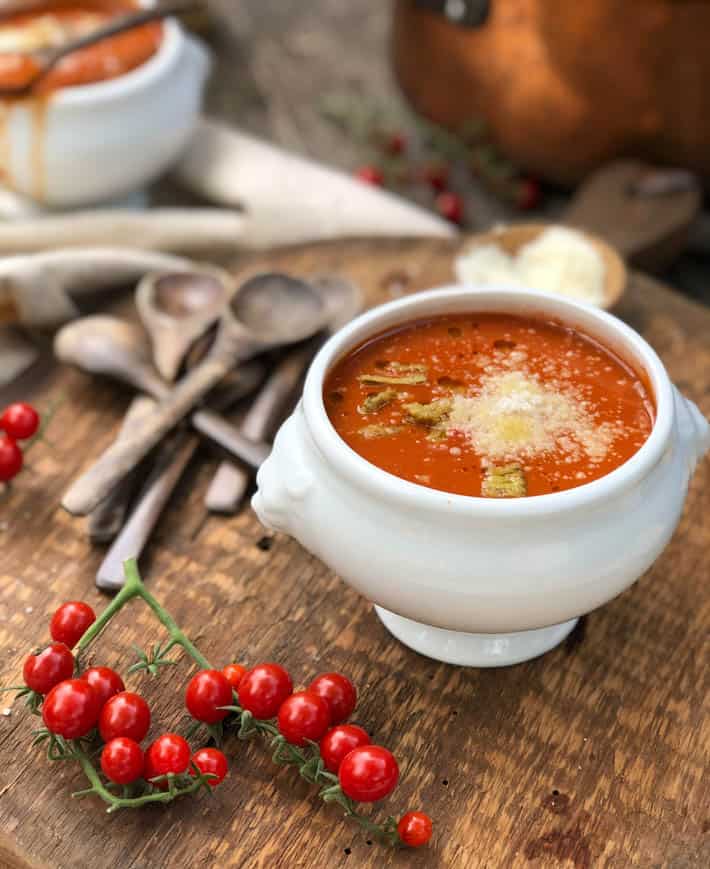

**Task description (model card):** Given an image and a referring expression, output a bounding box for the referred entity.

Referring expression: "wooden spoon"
[205,275,363,513]
[61,274,330,515]
[95,362,266,589]
[135,266,234,382]
[54,316,271,467]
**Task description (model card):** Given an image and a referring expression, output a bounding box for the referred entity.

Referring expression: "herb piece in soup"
[357,389,397,415]
[481,464,527,498]
[358,424,403,439]
[358,361,428,386]
[404,398,452,426]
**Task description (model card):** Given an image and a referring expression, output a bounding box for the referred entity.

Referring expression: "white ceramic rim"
[302,286,675,517]
[12,7,182,106]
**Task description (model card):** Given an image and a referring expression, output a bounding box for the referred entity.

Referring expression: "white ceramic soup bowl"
[0,11,210,207]
[252,287,710,667]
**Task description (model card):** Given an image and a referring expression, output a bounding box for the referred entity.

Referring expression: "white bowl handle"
[251,405,317,536]
[673,386,710,473]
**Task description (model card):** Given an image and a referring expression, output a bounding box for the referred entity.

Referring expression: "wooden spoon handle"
[204,347,313,514]
[95,433,200,591]
[62,356,231,515]
[562,160,701,271]
[87,396,157,543]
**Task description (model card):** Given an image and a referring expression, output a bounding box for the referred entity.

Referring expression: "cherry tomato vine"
[3,559,432,849]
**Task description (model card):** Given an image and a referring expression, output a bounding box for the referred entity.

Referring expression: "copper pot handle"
[411,0,490,28]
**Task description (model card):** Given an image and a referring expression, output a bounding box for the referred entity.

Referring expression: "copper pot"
[392,0,710,185]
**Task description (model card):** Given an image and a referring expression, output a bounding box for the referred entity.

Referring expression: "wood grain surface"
[0,236,709,869]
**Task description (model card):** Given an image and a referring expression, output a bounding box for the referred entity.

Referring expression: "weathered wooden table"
[0,235,708,868]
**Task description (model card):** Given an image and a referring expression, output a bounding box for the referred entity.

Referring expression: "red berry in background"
[238,663,293,720]
[397,811,433,847]
[144,733,191,785]
[100,737,144,785]
[99,691,151,743]
[0,435,23,483]
[42,678,99,739]
[222,663,247,691]
[354,165,384,187]
[435,191,464,225]
[516,176,541,211]
[338,745,399,803]
[185,669,233,724]
[277,691,331,747]
[0,402,39,440]
[308,672,356,725]
[191,747,228,788]
[50,601,96,649]
[80,667,124,710]
[422,162,450,193]
[23,643,74,695]
[320,724,370,773]
[383,131,407,155]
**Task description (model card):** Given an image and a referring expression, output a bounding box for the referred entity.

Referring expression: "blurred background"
[200,0,710,306]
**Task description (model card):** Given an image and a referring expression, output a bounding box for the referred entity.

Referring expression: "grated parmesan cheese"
[448,370,618,464]
[455,226,607,305]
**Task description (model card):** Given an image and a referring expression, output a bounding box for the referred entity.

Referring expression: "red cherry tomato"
[222,663,247,691]
[0,403,39,440]
[320,724,370,773]
[50,601,96,649]
[355,165,384,186]
[277,691,331,747]
[383,131,407,156]
[144,733,191,785]
[435,191,464,225]
[185,669,233,724]
[42,678,99,739]
[80,667,125,710]
[0,435,23,483]
[338,745,399,803]
[99,691,151,743]
[397,811,433,847]
[23,642,74,695]
[422,162,450,193]
[238,663,293,720]
[191,747,228,788]
[100,737,144,785]
[308,672,356,725]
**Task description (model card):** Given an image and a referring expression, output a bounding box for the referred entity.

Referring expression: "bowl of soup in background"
[0,0,210,206]
[252,287,710,667]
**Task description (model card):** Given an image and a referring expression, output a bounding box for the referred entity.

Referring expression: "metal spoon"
[135,266,233,382]
[61,273,329,515]
[205,275,363,513]
[54,315,271,467]
[0,0,201,98]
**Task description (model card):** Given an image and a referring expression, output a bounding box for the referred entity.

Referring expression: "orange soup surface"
[324,313,655,498]
[0,1,162,96]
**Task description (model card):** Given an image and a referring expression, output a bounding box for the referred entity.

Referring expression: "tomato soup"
[323,313,655,498]
[0,1,162,97]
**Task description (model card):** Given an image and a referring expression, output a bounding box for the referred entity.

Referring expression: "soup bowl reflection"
[252,287,710,667]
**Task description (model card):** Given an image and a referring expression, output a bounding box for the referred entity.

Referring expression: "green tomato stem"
[76,559,211,671]
[72,744,205,812]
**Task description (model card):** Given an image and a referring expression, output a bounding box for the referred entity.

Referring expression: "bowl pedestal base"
[374,607,579,667]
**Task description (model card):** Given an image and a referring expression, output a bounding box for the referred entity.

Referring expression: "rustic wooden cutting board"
[0,236,708,869]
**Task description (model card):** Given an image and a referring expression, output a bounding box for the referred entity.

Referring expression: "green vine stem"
[72,744,210,813]
[76,558,211,671]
